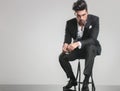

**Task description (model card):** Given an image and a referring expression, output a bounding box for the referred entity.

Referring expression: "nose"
[80,16,84,20]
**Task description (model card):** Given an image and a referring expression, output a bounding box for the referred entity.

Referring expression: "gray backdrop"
[0,0,120,85]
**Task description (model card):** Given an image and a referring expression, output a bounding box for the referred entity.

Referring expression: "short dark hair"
[72,0,87,11]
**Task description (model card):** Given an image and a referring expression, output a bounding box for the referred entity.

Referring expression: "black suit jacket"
[64,14,101,55]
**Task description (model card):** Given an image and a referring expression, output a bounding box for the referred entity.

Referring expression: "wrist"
[77,41,82,49]
[76,42,80,46]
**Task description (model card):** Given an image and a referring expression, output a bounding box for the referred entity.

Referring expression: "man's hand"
[67,42,80,52]
[62,43,69,53]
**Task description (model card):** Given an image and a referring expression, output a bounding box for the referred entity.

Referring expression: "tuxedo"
[59,14,101,80]
[64,14,101,55]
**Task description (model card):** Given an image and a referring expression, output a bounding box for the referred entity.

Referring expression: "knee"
[59,53,65,63]
[59,53,68,63]
[86,44,97,54]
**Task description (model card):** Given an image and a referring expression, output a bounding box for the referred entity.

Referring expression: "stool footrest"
[77,82,93,84]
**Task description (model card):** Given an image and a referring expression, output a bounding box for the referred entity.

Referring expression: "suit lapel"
[85,15,91,29]
[73,18,78,39]
[73,16,91,39]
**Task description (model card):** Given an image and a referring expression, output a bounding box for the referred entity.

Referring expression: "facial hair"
[79,20,85,26]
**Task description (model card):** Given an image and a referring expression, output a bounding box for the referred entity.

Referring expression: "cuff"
[78,41,82,49]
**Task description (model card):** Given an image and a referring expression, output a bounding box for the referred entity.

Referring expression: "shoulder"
[66,18,77,24]
[88,14,99,21]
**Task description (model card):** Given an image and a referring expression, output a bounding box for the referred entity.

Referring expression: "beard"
[78,20,85,26]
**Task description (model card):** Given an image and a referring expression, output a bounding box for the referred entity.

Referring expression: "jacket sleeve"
[64,21,72,44]
[80,17,99,47]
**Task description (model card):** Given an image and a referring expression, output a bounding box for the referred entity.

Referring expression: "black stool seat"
[75,59,96,91]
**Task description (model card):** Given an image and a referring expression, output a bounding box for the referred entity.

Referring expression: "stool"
[75,59,96,91]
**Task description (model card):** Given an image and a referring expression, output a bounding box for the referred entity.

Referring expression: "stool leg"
[91,73,96,91]
[76,61,81,91]
[76,60,96,91]
[77,61,81,91]
[78,61,81,91]
[74,86,76,91]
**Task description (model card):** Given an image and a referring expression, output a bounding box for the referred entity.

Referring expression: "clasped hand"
[62,42,79,53]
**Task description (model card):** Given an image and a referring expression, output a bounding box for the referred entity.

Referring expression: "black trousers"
[59,44,97,80]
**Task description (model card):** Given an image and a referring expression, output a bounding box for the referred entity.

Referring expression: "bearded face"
[75,9,88,26]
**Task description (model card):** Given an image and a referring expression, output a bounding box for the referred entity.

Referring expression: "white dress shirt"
[77,23,85,49]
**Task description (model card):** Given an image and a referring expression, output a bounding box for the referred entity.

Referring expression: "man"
[59,0,101,91]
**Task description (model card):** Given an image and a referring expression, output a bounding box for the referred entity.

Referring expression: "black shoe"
[81,85,89,91]
[81,77,89,91]
[63,79,77,89]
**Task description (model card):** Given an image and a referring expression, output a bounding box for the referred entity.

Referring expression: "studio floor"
[0,85,120,91]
